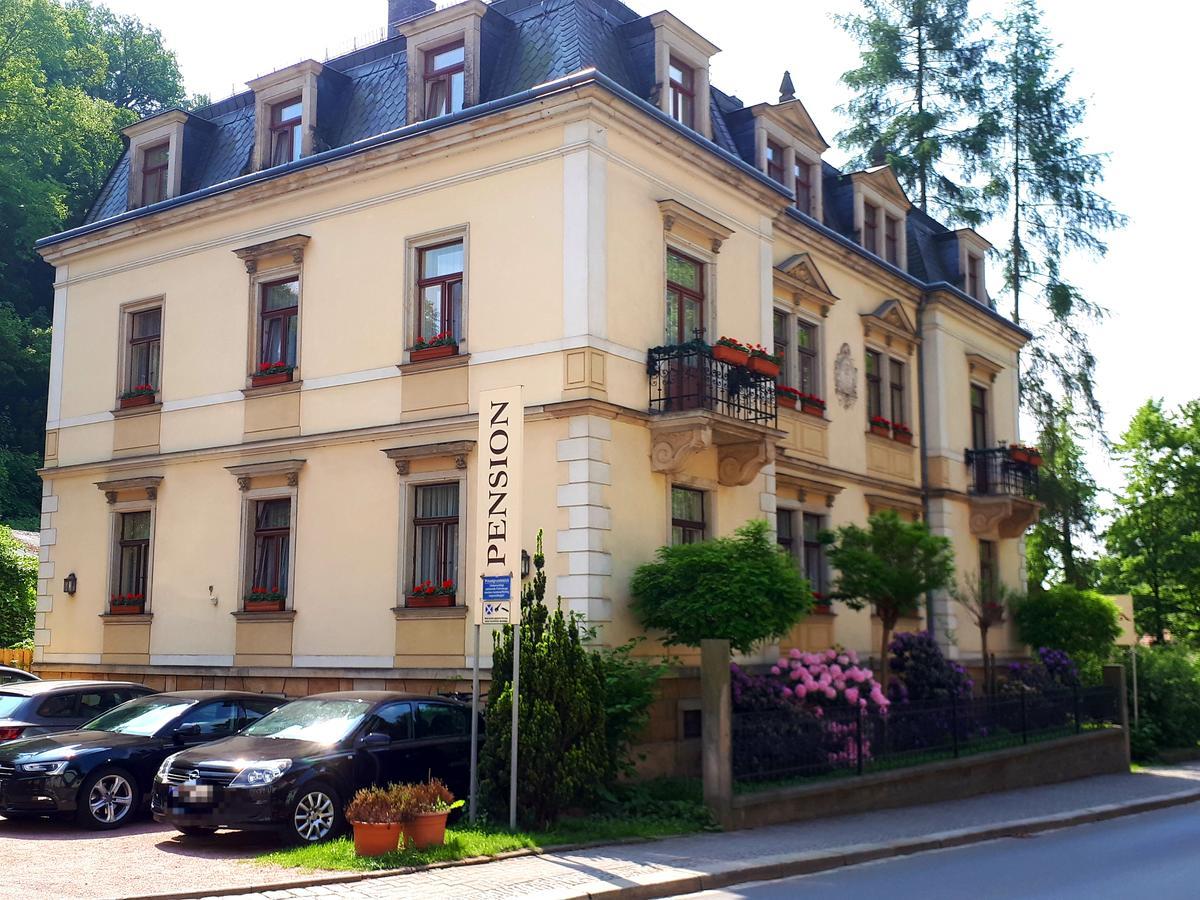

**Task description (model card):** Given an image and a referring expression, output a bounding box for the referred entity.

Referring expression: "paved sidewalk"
[155,763,1200,900]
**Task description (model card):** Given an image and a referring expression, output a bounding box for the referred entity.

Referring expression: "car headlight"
[229,759,291,788]
[19,760,69,776]
[156,751,182,782]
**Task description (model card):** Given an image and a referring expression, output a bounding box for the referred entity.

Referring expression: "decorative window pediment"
[233,234,311,274]
[966,352,1004,384]
[774,252,838,317]
[383,440,475,475]
[96,475,163,504]
[777,472,843,508]
[659,199,733,254]
[227,458,305,492]
[861,299,919,356]
[866,493,923,522]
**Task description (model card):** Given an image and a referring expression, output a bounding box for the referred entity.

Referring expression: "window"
[177,700,240,737]
[967,254,982,299]
[671,487,706,545]
[369,702,414,742]
[681,707,702,740]
[258,278,299,371]
[413,483,459,589]
[766,140,785,183]
[269,97,303,166]
[126,307,161,393]
[862,202,879,254]
[240,698,281,727]
[794,160,812,214]
[415,702,468,738]
[668,57,695,128]
[797,320,818,395]
[865,350,883,420]
[416,241,464,343]
[115,511,151,605]
[78,690,129,719]
[971,384,989,449]
[885,215,900,266]
[38,693,81,718]
[140,143,169,206]
[424,41,465,118]
[773,310,790,378]
[802,513,827,596]
[665,250,704,343]
[250,498,291,598]
[890,360,907,426]
[979,540,997,602]
[776,509,794,557]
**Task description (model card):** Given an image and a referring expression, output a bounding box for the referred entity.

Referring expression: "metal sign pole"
[468,622,481,823]
[1131,644,1139,728]
[509,621,520,831]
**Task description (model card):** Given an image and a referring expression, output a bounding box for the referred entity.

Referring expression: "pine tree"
[836,0,995,222]
[986,0,1125,431]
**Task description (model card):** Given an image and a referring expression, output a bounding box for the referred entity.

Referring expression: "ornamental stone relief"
[834,343,858,410]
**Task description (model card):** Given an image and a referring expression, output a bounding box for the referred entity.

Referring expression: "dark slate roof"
[73,0,1007,324]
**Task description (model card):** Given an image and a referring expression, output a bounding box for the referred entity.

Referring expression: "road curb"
[126,787,1200,900]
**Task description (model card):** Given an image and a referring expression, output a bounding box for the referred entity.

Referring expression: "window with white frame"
[111,510,151,613]
[406,227,469,358]
[117,301,163,404]
[671,486,706,545]
[774,307,822,400]
[248,498,291,601]
[971,383,990,450]
[412,482,460,596]
[802,513,828,597]
[865,349,910,428]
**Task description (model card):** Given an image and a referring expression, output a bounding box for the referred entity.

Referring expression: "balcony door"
[970,384,991,492]
[664,250,706,411]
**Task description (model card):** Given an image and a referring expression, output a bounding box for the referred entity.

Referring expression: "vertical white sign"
[474,385,523,626]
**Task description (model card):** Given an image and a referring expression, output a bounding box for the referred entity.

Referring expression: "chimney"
[388,0,436,32]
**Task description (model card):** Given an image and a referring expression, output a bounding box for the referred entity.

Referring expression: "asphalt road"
[688,803,1200,900]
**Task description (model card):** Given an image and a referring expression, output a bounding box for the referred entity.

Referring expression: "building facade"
[33,0,1038,695]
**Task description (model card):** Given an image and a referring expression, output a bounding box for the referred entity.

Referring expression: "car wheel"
[76,768,140,830]
[284,782,342,844]
[177,825,218,837]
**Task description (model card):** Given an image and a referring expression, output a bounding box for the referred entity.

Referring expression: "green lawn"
[257,779,715,873]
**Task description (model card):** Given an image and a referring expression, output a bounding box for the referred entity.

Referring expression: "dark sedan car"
[0,690,284,828]
[152,692,479,843]
[0,680,154,742]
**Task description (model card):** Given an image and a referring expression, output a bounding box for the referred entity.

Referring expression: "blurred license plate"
[169,783,215,805]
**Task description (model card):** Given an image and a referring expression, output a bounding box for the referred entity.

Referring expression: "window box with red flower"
[776,385,800,410]
[118,385,157,409]
[799,393,827,418]
[251,362,295,388]
[810,592,834,615]
[712,336,750,367]
[869,415,892,438]
[409,332,459,363]
[892,421,913,445]
[747,344,781,378]
[243,587,286,612]
[1026,447,1043,467]
[1009,444,1031,465]
[406,579,456,608]
[109,593,145,614]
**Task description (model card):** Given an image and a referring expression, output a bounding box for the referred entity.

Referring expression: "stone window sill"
[99,613,153,624]
[241,379,303,398]
[398,353,470,375]
[111,402,162,419]
[231,609,297,623]
[391,605,468,620]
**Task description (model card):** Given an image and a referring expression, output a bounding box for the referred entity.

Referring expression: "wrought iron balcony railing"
[647,341,777,426]
[965,446,1039,498]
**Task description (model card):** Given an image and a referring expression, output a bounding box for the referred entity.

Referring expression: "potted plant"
[1009,444,1031,464]
[409,332,459,363]
[799,392,826,417]
[810,591,833,615]
[869,415,892,438]
[892,421,913,445]
[747,344,782,377]
[1027,447,1043,467]
[406,579,456,608]
[395,779,463,850]
[251,361,294,388]
[109,593,145,614]
[776,385,801,410]
[345,786,404,857]
[243,586,286,612]
[118,384,156,409]
[712,336,750,367]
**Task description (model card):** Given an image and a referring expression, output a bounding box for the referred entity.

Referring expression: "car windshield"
[0,695,27,718]
[83,697,195,736]
[241,699,368,743]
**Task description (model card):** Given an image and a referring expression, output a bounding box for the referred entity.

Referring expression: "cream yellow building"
[33,0,1038,697]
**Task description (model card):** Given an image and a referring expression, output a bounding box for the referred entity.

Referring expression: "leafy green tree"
[594,638,671,779]
[0,304,50,527]
[630,519,811,654]
[836,0,995,221]
[824,510,954,689]
[985,0,1125,431]
[480,532,607,828]
[1013,583,1120,661]
[0,525,36,647]
[1125,645,1200,757]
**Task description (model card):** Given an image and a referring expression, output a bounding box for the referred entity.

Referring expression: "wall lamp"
[521,550,531,580]
[63,573,78,595]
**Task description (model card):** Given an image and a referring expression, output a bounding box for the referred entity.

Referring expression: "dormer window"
[863,201,880,254]
[794,159,813,213]
[851,167,912,271]
[669,57,696,128]
[425,42,465,118]
[885,214,901,266]
[140,143,169,207]
[967,254,981,299]
[950,228,992,302]
[270,98,303,165]
[766,140,785,183]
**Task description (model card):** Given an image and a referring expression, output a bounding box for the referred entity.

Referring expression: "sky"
[97,0,1198,506]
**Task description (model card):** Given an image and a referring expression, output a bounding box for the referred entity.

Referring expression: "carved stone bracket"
[233,234,311,273]
[969,496,1041,538]
[718,441,773,487]
[650,426,713,474]
[96,476,163,504]
[237,476,252,492]
[383,440,476,475]
[226,458,306,492]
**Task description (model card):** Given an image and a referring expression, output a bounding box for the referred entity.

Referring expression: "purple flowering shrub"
[887,631,973,705]
[1003,647,1081,693]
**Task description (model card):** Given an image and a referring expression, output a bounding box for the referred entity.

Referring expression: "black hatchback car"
[0,690,284,828]
[153,692,479,843]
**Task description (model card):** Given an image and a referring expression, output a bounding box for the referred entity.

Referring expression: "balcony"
[646,342,782,486]
[964,446,1042,538]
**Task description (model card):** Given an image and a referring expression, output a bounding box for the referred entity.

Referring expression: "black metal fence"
[965,446,1039,498]
[732,686,1119,785]
[647,342,777,425]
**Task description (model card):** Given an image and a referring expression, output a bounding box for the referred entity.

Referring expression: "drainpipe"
[916,292,934,635]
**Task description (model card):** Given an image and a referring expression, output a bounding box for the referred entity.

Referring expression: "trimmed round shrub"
[1013,585,1120,661]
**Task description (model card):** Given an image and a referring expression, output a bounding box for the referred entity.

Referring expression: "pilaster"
[555,416,613,623]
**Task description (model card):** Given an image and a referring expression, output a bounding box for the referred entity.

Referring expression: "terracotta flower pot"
[812,604,834,615]
[777,394,797,410]
[352,821,402,857]
[402,811,449,849]
[244,598,284,612]
[251,371,292,388]
[410,344,458,362]
[406,594,455,608]
[893,432,913,446]
[109,603,144,615]
[1009,446,1031,464]
[800,401,824,417]
[870,424,891,438]
[712,345,750,367]
[1027,452,1043,467]
[119,394,155,409]
[748,356,780,377]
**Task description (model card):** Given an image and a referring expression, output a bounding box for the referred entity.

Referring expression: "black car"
[152,691,479,843]
[0,680,155,742]
[0,690,284,828]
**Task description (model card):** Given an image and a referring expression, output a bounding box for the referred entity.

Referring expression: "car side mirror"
[359,732,390,747]
[174,722,202,743]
